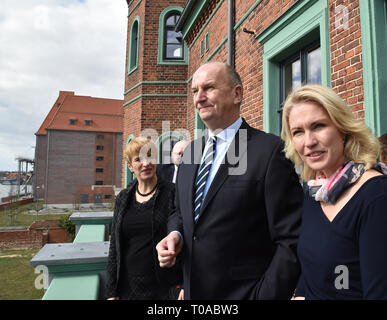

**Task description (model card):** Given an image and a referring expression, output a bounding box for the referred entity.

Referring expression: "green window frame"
[278,41,321,128]
[128,16,140,74]
[205,32,209,52]
[156,131,185,164]
[124,134,135,187]
[359,0,387,136]
[158,7,189,65]
[257,0,330,135]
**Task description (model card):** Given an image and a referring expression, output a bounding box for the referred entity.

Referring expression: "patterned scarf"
[308,161,387,204]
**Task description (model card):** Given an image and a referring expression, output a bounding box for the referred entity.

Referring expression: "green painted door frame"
[359,0,387,136]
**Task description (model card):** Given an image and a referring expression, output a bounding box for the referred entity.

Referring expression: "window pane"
[130,22,138,69]
[284,58,301,97]
[166,15,178,26]
[163,13,183,60]
[166,45,183,59]
[307,47,321,84]
[167,30,182,44]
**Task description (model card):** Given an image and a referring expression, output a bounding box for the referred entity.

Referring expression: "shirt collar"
[208,117,242,144]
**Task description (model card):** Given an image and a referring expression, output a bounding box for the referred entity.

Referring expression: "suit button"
[193,235,198,241]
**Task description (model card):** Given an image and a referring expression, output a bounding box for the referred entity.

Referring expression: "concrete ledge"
[30,241,109,268]
[70,211,113,225]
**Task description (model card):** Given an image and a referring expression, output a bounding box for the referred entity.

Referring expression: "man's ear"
[234,85,243,105]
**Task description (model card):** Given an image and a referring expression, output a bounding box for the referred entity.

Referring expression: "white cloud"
[0,0,128,170]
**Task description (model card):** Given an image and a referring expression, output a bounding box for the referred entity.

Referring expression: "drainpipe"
[227,0,235,67]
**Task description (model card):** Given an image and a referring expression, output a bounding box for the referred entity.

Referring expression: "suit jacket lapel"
[198,119,251,220]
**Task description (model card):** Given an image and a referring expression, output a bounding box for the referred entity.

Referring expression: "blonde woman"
[106,137,181,300]
[281,85,387,299]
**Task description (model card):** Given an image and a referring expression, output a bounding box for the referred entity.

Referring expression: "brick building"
[123,0,386,187]
[35,91,123,207]
[122,0,189,187]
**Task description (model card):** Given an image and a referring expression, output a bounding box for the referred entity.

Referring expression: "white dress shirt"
[200,116,243,201]
[171,117,242,241]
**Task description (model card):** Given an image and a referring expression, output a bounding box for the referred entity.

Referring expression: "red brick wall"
[185,0,299,133]
[121,0,367,184]
[45,130,122,204]
[329,0,364,119]
[0,220,70,250]
[122,0,188,188]
[76,185,115,204]
[184,0,365,133]
[0,228,44,250]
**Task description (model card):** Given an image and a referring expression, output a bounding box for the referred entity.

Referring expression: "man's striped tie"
[193,136,217,222]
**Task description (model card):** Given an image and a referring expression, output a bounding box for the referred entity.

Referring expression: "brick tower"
[122,0,188,187]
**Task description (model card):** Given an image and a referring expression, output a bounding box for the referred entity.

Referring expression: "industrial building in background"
[34,91,123,208]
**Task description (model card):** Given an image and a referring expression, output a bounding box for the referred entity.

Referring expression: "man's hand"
[156,232,183,268]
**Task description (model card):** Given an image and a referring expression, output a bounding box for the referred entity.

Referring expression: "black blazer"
[168,118,303,300]
[156,163,175,183]
[106,177,182,298]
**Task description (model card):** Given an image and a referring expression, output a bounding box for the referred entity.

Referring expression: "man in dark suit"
[156,62,303,300]
[157,140,190,183]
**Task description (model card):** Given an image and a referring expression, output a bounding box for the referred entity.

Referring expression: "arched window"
[158,7,188,65]
[128,17,140,73]
[164,13,183,60]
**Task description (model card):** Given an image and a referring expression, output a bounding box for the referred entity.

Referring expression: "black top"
[118,192,165,299]
[121,192,155,275]
[296,175,387,299]
[106,177,182,300]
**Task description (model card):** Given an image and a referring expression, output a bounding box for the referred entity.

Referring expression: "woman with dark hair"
[281,84,387,300]
[106,137,181,300]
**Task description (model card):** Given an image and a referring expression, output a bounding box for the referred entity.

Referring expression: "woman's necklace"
[136,182,158,197]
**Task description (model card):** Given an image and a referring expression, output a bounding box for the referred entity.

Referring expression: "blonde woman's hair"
[280,84,380,180]
[124,136,157,164]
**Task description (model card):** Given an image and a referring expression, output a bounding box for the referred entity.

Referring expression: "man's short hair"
[224,63,242,86]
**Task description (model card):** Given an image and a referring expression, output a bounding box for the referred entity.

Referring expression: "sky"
[0,0,128,171]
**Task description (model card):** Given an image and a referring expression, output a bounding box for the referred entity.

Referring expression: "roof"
[35,91,124,135]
